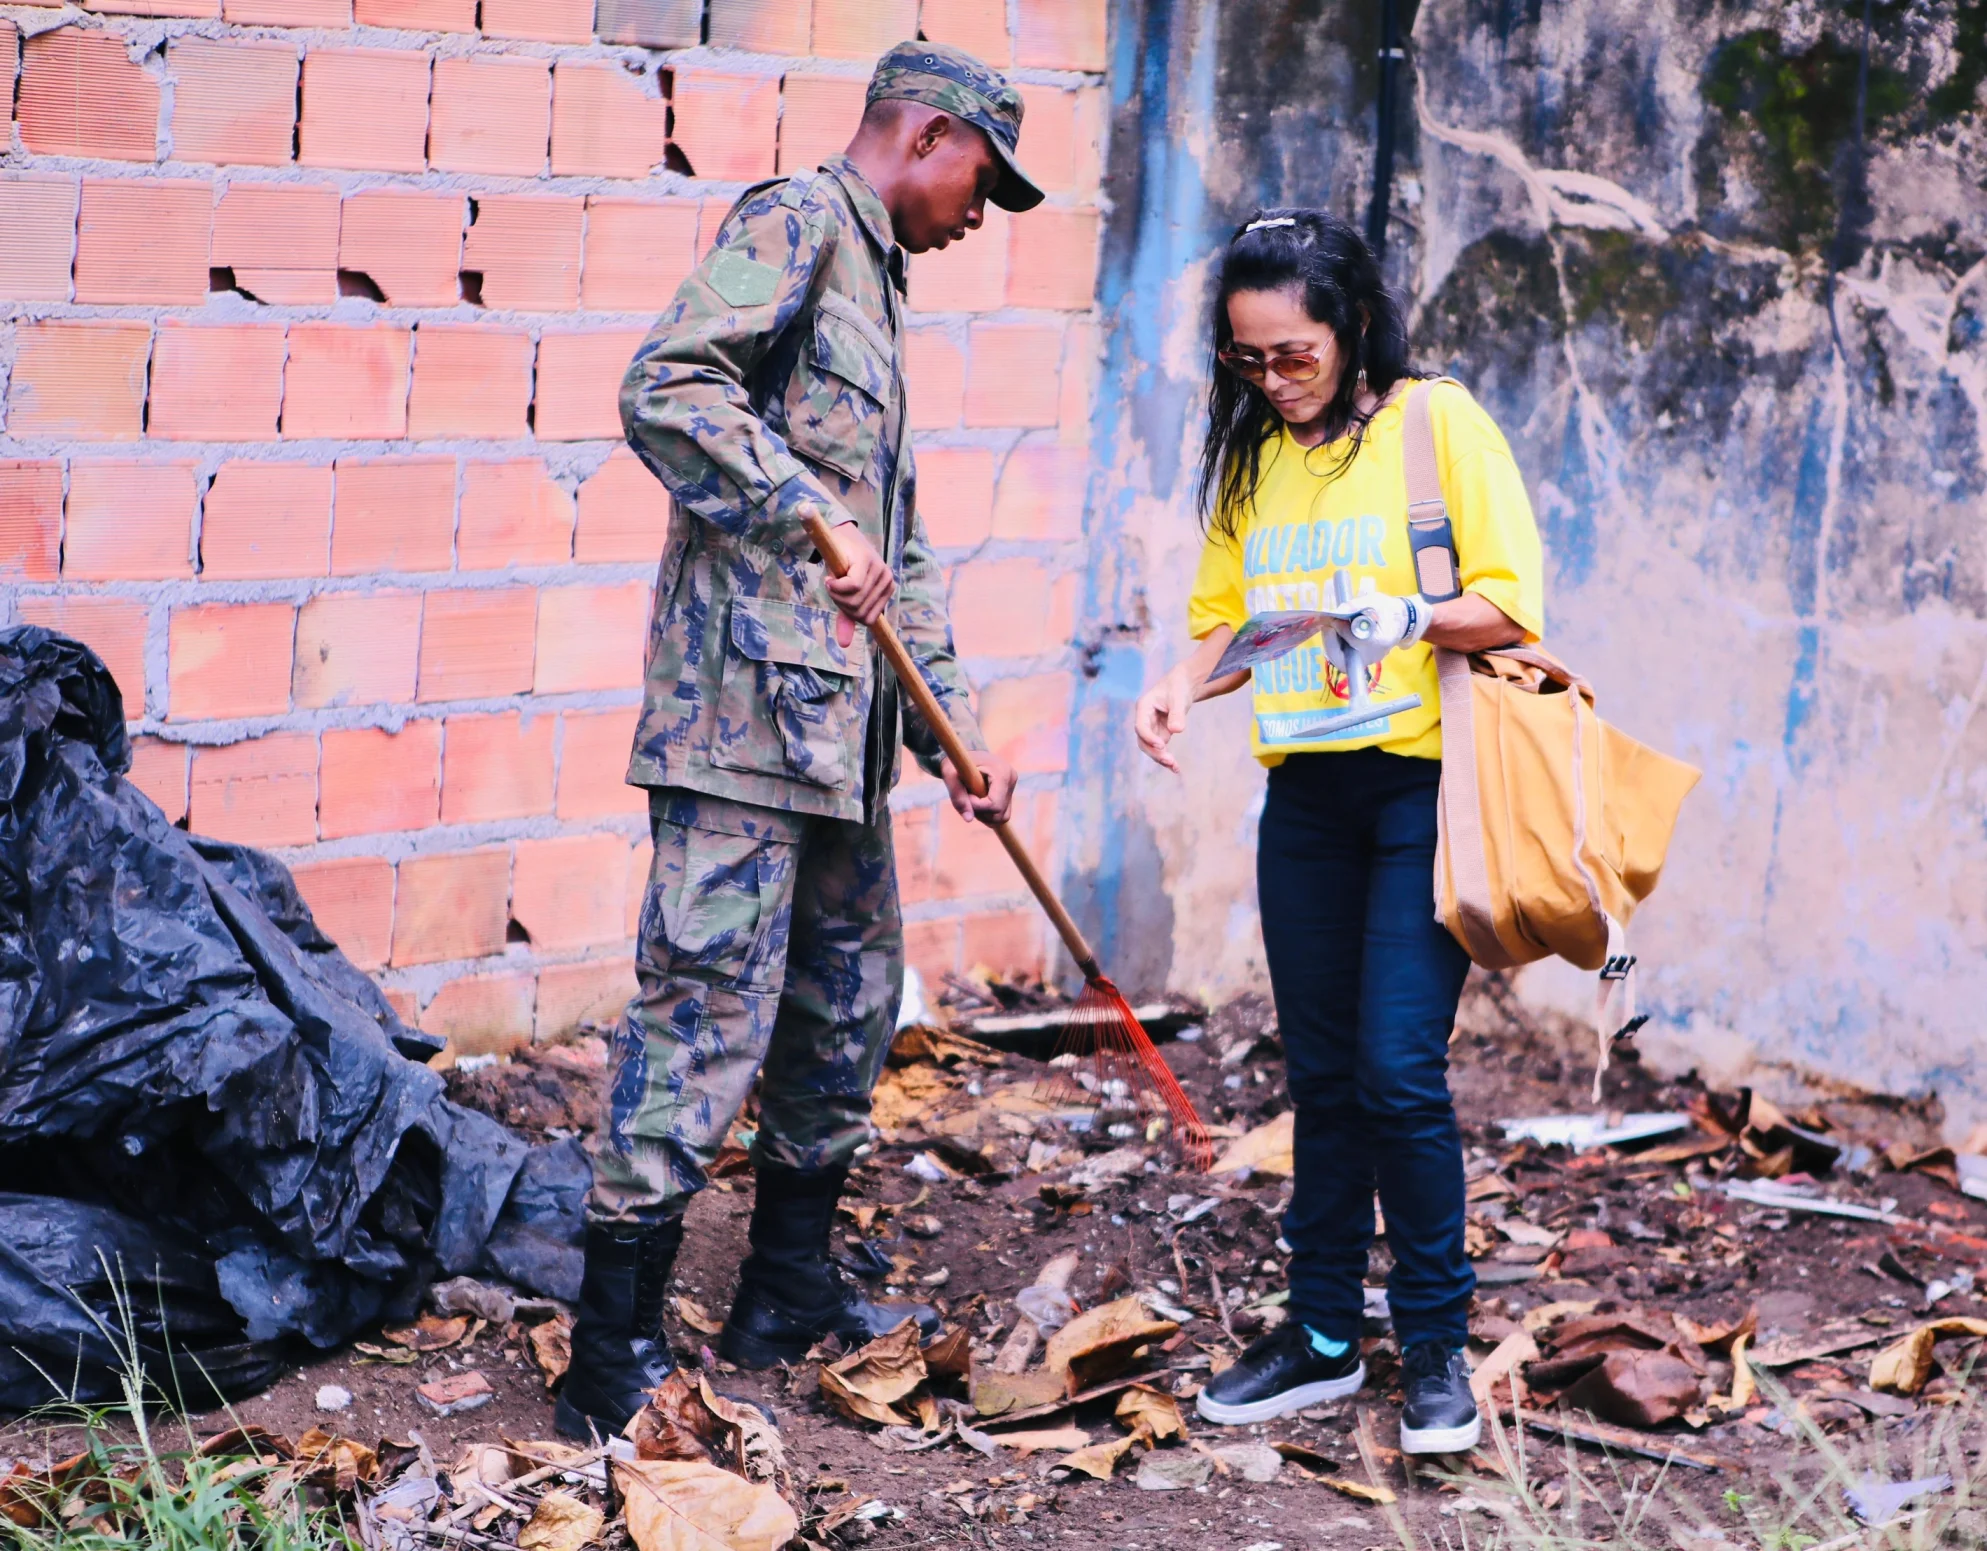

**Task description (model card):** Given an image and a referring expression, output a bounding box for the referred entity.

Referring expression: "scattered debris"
[1510,1411,1730,1471]
[430,1275,519,1324]
[1499,1113,1694,1150]
[1211,1111,1294,1175]
[1723,1179,1906,1222]
[1843,1473,1952,1526]
[417,1371,495,1417]
[1134,1451,1215,1490]
[1213,1442,1284,1482]
[819,1320,927,1427]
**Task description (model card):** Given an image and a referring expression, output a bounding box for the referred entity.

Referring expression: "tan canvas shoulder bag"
[1402,381,1701,1094]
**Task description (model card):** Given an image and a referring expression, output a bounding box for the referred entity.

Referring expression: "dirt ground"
[20,973,1987,1550]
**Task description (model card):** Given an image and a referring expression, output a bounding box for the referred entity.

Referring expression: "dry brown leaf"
[991,1087,1057,1117]
[1268,1440,1340,1476]
[819,1319,927,1427]
[968,1363,1067,1417]
[529,1312,573,1390]
[453,1445,514,1488]
[1870,1318,1987,1395]
[352,1342,421,1365]
[1321,1476,1397,1505]
[1521,1299,1600,1334]
[1725,1332,1757,1409]
[1113,1384,1186,1442]
[1558,1349,1704,1427]
[673,1297,725,1337]
[632,1373,730,1464]
[0,1453,106,1531]
[0,1464,48,1529]
[197,1425,296,1461]
[1210,1112,1294,1176]
[890,1025,1002,1066]
[871,1065,960,1133]
[1871,1329,1934,1396]
[921,1326,972,1381]
[500,1440,594,1479]
[517,1491,604,1551]
[294,1429,378,1493]
[1043,1297,1179,1394]
[698,1378,784,1481]
[990,1427,1091,1456]
[1674,1305,1758,1353]
[1468,1329,1539,1404]
[383,1313,470,1351]
[615,1459,798,1551]
[1058,1430,1144,1480]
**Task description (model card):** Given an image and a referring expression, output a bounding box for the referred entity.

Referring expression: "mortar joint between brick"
[263,809,648,865]
[131,687,644,746]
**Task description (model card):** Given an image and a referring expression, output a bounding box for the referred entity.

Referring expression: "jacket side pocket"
[709,597,867,790]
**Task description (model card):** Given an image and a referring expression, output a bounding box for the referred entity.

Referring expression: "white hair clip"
[1244,217,1297,232]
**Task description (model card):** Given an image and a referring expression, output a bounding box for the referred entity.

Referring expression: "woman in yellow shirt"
[1134,209,1544,1452]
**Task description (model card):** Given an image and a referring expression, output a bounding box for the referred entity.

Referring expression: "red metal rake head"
[1036,977,1213,1172]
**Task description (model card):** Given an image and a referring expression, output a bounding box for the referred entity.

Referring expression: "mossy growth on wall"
[1417,230,1562,381]
[1928,0,1987,122]
[1562,231,1685,349]
[1700,24,1912,253]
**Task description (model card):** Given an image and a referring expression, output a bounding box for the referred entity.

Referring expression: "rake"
[802,514,1213,1171]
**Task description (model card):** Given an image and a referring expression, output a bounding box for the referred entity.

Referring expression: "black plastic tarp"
[0,627,584,1407]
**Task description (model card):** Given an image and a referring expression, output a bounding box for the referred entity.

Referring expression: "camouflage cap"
[867,41,1046,212]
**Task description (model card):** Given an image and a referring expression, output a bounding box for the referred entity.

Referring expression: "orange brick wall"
[0,0,1108,1058]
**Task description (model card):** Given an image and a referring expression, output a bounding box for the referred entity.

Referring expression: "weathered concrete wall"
[0,0,1112,1056]
[1069,0,1987,1130]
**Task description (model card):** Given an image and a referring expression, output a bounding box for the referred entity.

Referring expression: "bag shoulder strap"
[1410,378,1508,967]
[1402,378,1464,603]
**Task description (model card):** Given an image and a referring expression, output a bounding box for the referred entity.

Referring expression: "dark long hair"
[1194,208,1424,537]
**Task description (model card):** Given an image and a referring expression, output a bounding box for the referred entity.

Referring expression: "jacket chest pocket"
[709,597,867,790]
[783,297,894,483]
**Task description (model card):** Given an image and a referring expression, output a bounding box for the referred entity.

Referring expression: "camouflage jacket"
[619,156,984,823]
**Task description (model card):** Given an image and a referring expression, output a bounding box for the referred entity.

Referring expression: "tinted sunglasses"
[1217,348,1324,384]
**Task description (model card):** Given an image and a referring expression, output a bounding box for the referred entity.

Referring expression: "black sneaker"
[1398,1344,1482,1454]
[1195,1321,1365,1426]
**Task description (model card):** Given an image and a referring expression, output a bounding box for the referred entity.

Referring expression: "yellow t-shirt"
[1187,381,1544,764]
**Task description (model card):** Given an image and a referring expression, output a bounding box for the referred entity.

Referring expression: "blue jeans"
[1257,748,1474,1351]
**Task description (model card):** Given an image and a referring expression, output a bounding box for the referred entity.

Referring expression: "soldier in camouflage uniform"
[556,42,1043,1441]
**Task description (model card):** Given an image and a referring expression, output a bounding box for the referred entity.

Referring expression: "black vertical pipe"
[1366,0,1400,259]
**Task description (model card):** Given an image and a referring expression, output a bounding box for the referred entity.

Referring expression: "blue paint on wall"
[1062,0,1223,982]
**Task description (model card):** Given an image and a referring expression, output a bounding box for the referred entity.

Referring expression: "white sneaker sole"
[1399,1412,1483,1455]
[1194,1362,1366,1427]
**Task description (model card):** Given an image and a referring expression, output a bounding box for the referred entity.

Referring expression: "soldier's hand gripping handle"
[815,515,895,649]
[803,511,1101,978]
[804,512,986,798]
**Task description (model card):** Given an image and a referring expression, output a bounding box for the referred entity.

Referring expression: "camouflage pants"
[589,788,903,1224]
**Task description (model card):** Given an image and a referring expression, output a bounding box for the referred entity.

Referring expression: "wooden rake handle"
[801,512,1102,981]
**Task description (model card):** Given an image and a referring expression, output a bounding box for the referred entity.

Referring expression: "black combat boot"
[554,1216,683,1441]
[718,1161,942,1368]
